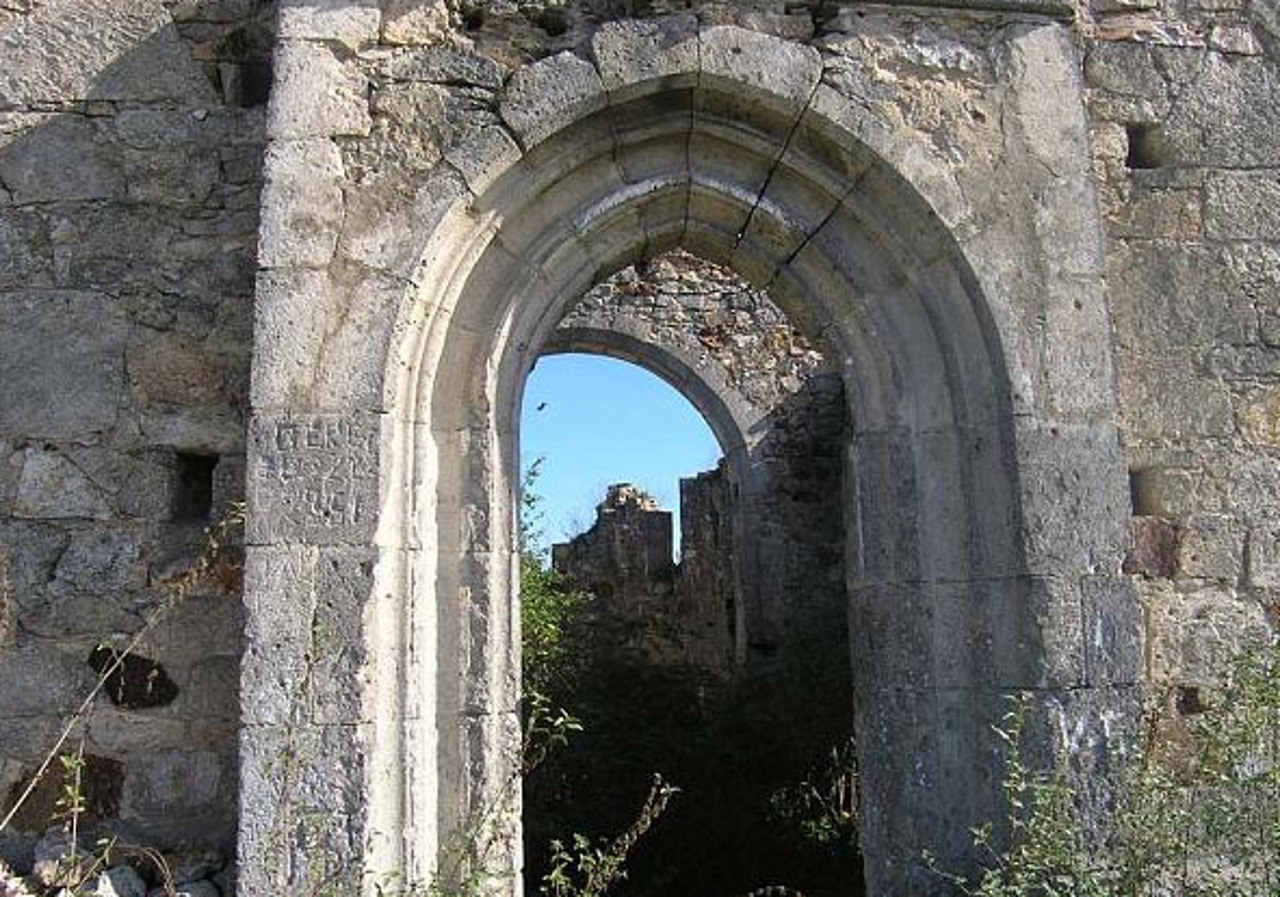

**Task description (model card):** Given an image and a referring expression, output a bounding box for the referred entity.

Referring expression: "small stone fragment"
[91,865,147,897]
[1124,517,1179,579]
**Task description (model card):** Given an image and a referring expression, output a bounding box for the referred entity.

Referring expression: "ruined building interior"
[0,0,1278,895]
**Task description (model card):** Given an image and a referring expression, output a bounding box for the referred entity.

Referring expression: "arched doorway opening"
[409,66,1028,895]
[241,23,1136,897]
[518,252,857,896]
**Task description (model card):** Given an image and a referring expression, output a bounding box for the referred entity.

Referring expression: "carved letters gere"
[247,414,381,543]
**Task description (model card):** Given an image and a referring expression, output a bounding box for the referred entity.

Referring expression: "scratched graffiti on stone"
[248,416,380,542]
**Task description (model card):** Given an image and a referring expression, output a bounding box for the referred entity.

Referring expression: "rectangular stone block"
[241,542,378,727]
[592,15,699,104]
[1143,582,1271,685]
[499,52,606,150]
[1177,514,1242,581]
[1246,524,1280,588]
[0,291,127,440]
[268,40,372,140]
[245,413,383,545]
[258,138,345,269]
[850,576,1085,692]
[238,721,370,895]
[1117,350,1236,440]
[1205,169,1280,241]
[1082,575,1142,687]
[1015,421,1134,577]
[278,0,380,49]
[1109,241,1259,350]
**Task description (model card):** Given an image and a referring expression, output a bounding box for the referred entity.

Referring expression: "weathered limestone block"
[357,81,448,183]
[175,654,241,719]
[237,721,369,895]
[851,577,1085,691]
[0,0,215,107]
[1236,384,1280,446]
[1245,523,1280,589]
[442,124,521,195]
[591,14,698,103]
[1015,422,1131,577]
[338,173,468,279]
[0,210,51,290]
[1204,169,1280,241]
[0,291,127,439]
[278,0,381,49]
[1177,515,1244,582]
[380,45,506,89]
[500,51,606,149]
[1108,181,1202,239]
[127,334,228,408]
[699,24,821,112]
[381,0,450,46]
[245,414,384,545]
[1117,351,1235,440]
[1156,54,1279,166]
[257,138,345,268]
[13,448,114,520]
[268,40,373,139]
[1082,576,1144,687]
[1109,241,1260,350]
[250,267,336,408]
[121,142,221,207]
[1143,583,1272,685]
[0,642,95,716]
[0,114,122,204]
[121,749,228,820]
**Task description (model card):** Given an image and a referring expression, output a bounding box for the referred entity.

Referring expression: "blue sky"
[520,354,722,551]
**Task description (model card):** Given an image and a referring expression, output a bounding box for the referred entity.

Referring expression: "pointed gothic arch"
[242,20,1137,896]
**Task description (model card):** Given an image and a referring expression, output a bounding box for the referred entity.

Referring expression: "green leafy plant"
[520,459,589,698]
[541,775,679,897]
[768,738,860,849]
[931,638,1280,897]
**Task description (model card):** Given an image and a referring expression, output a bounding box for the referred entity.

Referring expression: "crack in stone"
[732,74,823,261]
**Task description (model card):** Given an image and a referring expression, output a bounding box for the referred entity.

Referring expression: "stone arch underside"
[242,20,1138,897]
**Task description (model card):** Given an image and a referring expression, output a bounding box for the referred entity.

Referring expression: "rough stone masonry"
[0,1,1276,895]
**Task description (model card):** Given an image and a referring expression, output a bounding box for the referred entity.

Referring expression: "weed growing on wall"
[0,507,243,896]
[933,638,1280,896]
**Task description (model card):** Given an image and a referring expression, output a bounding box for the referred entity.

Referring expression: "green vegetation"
[934,639,1280,896]
[520,458,590,699]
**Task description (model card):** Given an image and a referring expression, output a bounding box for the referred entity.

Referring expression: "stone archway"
[528,251,856,894]
[243,17,1137,897]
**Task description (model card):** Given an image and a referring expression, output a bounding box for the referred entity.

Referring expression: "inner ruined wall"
[0,0,271,878]
[533,252,854,894]
[546,250,846,664]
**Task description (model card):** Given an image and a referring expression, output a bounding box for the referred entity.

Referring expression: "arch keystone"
[698,25,821,116]
[592,14,699,105]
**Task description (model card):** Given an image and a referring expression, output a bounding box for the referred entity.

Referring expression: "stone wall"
[0,0,270,876]
[1082,0,1280,712]
[552,475,737,677]
[0,1,1272,895]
